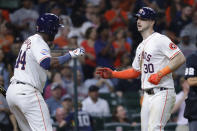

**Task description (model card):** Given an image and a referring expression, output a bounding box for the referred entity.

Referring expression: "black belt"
[16,81,26,85]
[16,81,36,89]
[143,87,168,95]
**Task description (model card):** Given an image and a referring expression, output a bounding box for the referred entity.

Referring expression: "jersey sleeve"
[185,54,197,79]
[132,45,142,71]
[158,36,181,59]
[31,40,51,64]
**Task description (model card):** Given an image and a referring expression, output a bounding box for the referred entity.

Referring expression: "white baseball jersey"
[132,32,180,89]
[11,34,51,92]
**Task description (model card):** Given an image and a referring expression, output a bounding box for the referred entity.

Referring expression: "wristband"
[159,66,172,77]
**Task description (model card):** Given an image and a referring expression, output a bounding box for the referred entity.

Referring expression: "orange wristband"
[112,68,141,79]
[159,66,172,77]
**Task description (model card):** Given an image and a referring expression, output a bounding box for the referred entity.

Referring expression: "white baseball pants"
[141,89,176,131]
[6,83,53,131]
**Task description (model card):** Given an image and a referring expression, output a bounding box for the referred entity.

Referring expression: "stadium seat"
[99,93,119,112]
[133,123,141,131]
[123,92,140,99]
[122,98,141,112]
[130,113,141,123]
[104,122,135,131]
[92,116,105,130]
[103,115,113,123]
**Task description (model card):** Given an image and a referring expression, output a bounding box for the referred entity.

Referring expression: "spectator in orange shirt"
[104,0,129,32]
[0,9,10,22]
[119,0,136,12]
[112,28,131,68]
[53,26,70,49]
[81,27,97,79]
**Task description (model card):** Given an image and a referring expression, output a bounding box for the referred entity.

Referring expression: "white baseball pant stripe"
[141,89,176,131]
[6,83,53,131]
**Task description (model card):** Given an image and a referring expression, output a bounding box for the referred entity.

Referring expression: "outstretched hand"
[69,48,85,58]
[96,67,113,79]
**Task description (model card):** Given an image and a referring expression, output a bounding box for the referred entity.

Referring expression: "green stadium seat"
[122,98,141,112]
[104,122,135,131]
[103,115,113,123]
[123,92,140,99]
[92,116,105,130]
[130,113,141,123]
[99,93,120,112]
[133,123,141,131]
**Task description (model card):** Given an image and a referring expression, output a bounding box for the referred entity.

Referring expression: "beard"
[48,34,56,41]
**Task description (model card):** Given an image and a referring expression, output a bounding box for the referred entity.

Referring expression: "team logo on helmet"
[144,7,155,12]
[169,43,177,50]
[139,9,145,15]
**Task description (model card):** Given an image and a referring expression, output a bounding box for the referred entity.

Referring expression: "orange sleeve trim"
[170,50,180,60]
[159,66,172,77]
[39,56,50,64]
[112,68,141,79]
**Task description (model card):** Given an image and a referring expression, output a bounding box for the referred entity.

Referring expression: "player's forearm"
[156,52,185,78]
[112,68,141,79]
[168,52,186,72]
[187,77,197,86]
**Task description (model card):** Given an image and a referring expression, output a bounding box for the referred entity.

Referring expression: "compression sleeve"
[40,53,72,70]
[58,53,71,65]
[112,68,141,79]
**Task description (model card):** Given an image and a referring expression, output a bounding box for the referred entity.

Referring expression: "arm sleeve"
[159,36,181,59]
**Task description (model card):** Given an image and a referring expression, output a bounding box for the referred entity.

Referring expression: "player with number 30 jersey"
[96,7,185,131]
[132,32,181,90]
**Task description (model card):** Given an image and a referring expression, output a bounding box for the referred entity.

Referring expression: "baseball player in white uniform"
[6,13,85,131]
[96,7,186,131]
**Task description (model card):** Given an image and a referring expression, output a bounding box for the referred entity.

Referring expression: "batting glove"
[148,71,163,85]
[96,67,113,79]
[69,48,85,58]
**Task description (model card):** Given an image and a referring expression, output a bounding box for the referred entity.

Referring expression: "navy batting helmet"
[36,13,63,36]
[135,7,156,20]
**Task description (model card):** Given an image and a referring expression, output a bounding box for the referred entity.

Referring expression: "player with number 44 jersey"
[96,7,185,131]
[6,13,85,131]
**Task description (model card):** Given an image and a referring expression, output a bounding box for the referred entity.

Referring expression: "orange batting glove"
[96,67,113,79]
[148,66,171,85]
[148,72,163,85]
